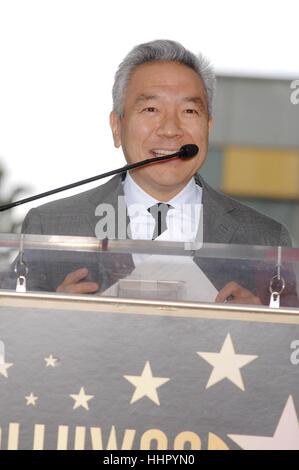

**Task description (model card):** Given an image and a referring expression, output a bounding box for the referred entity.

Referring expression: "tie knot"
[147,202,173,239]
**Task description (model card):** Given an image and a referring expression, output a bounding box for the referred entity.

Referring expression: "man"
[19,40,293,304]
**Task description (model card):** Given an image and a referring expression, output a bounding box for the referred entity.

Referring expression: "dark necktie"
[147,202,174,240]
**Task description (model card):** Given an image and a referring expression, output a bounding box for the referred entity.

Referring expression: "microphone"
[177,144,198,158]
[0,144,199,212]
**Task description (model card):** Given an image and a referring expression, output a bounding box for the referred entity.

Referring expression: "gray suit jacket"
[22,173,291,245]
[9,173,295,303]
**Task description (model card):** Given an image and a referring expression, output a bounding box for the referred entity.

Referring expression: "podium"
[0,234,299,450]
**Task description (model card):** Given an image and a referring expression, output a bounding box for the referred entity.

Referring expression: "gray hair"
[112,39,216,118]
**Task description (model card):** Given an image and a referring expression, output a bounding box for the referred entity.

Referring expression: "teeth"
[152,149,179,156]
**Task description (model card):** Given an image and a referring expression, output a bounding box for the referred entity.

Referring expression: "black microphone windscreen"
[179,144,199,158]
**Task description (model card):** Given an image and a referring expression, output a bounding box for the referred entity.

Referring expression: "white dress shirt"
[123,172,202,243]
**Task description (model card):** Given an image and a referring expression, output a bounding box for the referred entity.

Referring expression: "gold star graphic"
[0,361,13,378]
[44,354,58,367]
[197,333,258,391]
[228,395,299,449]
[25,393,38,406]
[124,361,170,405]
[69,387,94,410]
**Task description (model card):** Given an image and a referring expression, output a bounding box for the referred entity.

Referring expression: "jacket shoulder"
[21,175,123,235]
[198,175,292,246]
[27,174,122,215]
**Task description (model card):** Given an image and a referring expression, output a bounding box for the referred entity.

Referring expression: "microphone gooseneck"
[0,144,199,212]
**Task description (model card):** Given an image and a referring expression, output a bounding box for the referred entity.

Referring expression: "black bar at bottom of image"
[0,450,287,465]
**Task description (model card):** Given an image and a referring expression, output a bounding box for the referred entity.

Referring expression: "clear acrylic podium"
[0,234,299,450]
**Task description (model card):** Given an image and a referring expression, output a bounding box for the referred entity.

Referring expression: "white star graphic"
[25,393,38,406]
[228,395,299,450]
[124,361,170,405]
[197,333,258,390]
[69,387,94,410]
[0,361,13,378]
[44,354,58,367]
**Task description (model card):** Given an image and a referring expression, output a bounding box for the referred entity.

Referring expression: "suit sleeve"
[280,224,293,247]
[21,208,43,234]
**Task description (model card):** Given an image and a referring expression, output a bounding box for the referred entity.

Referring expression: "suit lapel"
[195,174,239,244]
[86,173,131,240]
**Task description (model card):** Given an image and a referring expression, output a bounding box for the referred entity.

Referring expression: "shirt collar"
[123,171,202,209]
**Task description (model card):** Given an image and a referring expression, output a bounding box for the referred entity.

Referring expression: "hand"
[215,281,262,305]
[56,268,99,294]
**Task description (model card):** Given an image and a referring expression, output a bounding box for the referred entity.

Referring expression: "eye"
[184,108,199,115]
[143,107,157,113]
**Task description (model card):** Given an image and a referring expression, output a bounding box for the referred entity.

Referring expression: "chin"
[151,175,188,189]
[155,168,191,182]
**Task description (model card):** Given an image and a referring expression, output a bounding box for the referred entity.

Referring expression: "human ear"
[109,111,122,148]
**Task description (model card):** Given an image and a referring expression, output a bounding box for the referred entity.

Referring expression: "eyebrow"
[182,96,207,111]
[134,94,159,104]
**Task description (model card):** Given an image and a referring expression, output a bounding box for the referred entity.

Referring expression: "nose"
[156,109,184,138]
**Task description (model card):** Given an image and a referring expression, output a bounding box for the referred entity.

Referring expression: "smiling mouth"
[150,149,180,157]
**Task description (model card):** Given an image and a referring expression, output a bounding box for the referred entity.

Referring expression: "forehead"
[124,61,207,103]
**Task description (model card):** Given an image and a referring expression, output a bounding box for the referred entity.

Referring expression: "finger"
[215,290,229,303]
[57,281,99,294]
[216,283,262,305]
[215,282,254,303]
[215,282,240,302]
[61,268,89,286]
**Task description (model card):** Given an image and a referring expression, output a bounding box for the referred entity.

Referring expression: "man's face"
[110,61,212,200]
